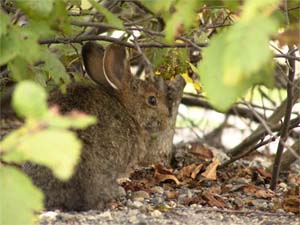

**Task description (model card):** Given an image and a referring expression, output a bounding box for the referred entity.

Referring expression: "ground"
[38,142,300,225]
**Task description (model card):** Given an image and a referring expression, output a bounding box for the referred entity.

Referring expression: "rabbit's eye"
[147,96,157,106]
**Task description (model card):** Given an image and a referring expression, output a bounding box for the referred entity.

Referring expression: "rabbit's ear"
[103,44,131,90]
[82,42,111,87]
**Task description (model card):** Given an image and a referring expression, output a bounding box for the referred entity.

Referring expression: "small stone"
[190,204,198,208]
[232,178,250,185]
[40,211,58,219]
[98,211,113,220]
[278,182,287,188]
[131,190,150,201]
[117,186,127,197]
[131,200,145,209]
[151,210,162,217]
[150,186,164,194]
[276,208,285,213]
[151,196,164,205]
[168,200,177,208]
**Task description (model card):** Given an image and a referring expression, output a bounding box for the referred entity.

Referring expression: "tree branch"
[271,46,296,190]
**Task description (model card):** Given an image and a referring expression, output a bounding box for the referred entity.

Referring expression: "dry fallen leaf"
[255,189,275,199]
[189,143,214,159]
[256,168,272,179]
[283,196,300,214]
[191,164,203,179]
[155,173,181,185]
[153,164,180,185]
[166,191,179,200]
[243,184,259,195]
[203,192,225,208]
[152,164,173,174]
[201,158,220,180]
[177,163,197,180]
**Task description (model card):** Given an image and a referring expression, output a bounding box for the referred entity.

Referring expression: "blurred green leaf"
[198,0,279,111]
[66,0,82,8]
[3,129,81,180]
[141,0,175,14]
[1,25,41,66]
[8,57,33,81]
[0,10,10,36]
[0,166,43,225]
[12,81,48,119]
[15,0,54,19]
[0,34,18,66]
[40,49,70,85]
[287,0,300,24]
[88,0,124,29]
[26,20,55,39]
[243,0,280,20]
[48,0,71,33]
[223,16,277,85]
[164,0,199,43]
[45,110,97,130]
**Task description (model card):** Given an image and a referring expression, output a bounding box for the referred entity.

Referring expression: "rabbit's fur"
[20,42,185,211]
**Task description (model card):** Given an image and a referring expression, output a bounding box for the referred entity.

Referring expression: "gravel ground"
[39,206,300,225]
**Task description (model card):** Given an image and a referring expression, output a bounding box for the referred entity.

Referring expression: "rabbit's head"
[82,42,170,134]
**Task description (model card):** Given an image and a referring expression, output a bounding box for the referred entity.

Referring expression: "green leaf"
[223,16,277,85]
[1,25,41,66]
[40,49,70,84]
[198,0,279,111]
[12,81,48,119]
[164,0,199,43]
[26,20,55,39]
[3,129,81,180]
[48,0,71,34]
[45,110,97,130]
[8,57,34,81]
[66,0,82,8]
[243,0,281,20]
[15,0,54,19]
[88,0,124,29]
[0,34,18,66]
[141,0,175,14]
[287,0,300,24]
[0,166,44,225]
[0,10,10,37]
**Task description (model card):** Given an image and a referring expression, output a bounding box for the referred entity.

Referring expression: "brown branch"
[220,136,277,169]
[227,79,300,157]
[181,95,264,123]
[38,35,208,48]
[271,46,296,190]
[273,53,300,61]
[220,116,300,169]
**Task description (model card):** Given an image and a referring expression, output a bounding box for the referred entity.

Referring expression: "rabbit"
[20,42,185,211]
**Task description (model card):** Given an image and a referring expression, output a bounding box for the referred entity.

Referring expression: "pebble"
[180,188,193,197]
[150,186,164,194]
[231,178,250,184]
[278,182,287,188]
[151,196,164,205]
[40,211,58,219]
[128,200,145,209]
[98,211,113,220]
[131,190,150,201]
[118,186,127,197]
[151,210,162,217]
[276,208,286,213]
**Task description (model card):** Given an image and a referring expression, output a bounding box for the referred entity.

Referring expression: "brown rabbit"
[20,42,185,211]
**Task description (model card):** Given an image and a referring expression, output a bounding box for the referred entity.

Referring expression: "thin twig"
[270,0,297,190]
[271,49,296,190]
[38,35,208,48]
